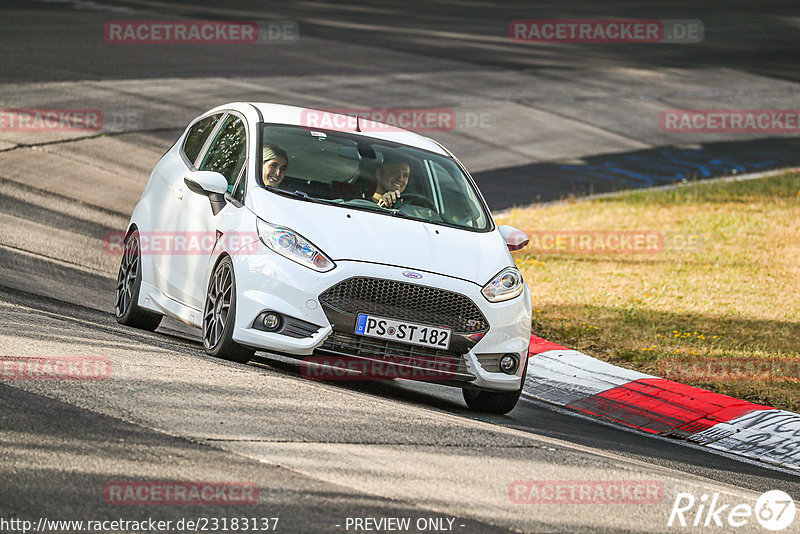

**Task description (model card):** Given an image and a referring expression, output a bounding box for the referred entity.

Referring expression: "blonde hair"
[262,144,288,163]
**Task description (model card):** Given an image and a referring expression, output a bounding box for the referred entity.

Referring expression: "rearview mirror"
[498,225,529,252]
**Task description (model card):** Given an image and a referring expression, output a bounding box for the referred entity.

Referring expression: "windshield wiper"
[269,188,330,206]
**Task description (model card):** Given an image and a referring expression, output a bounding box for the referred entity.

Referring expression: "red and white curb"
[524,335,800,471]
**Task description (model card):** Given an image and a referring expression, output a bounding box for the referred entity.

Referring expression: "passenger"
[262,144,289,188]
[371,154,411,208]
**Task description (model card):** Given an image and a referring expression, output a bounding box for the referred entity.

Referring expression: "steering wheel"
[398,193,438,212]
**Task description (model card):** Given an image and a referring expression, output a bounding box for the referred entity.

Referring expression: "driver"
[262,144,289,188]
[371,154,410,208]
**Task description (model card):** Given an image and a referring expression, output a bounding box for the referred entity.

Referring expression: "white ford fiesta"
[115,102,532,414]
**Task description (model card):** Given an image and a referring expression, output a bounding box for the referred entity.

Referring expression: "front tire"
[115,230,163,331]
[462,358,527,415]
[203,256,254,364]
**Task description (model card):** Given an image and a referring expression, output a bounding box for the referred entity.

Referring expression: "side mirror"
[184,171,229,216]
[498,225,529,252]
[184,171,228,195]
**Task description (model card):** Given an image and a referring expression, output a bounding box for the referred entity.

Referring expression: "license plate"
[355,313,451,350]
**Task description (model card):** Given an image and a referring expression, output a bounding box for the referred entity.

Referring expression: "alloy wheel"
[204,261,233,349]
[115,234,140,317]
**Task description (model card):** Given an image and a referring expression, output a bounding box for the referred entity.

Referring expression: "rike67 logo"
[668,490,796,531]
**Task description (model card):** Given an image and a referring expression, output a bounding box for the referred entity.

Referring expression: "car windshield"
[259,124,491,231]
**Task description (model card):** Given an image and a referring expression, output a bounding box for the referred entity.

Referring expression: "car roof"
[214,102,451,156]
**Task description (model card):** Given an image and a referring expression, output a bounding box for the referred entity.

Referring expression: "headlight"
[256,218,335,272]
[482,267,523,302]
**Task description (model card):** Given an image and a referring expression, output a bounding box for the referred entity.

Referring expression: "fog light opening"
[499,354,518,374]
[262,312,282,332]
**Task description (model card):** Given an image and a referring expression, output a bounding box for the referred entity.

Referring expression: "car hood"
[248,189,512,285]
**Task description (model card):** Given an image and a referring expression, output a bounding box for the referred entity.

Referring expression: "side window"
[182,114,222,165]
[429,161,459,210]
[232,166,247,203]
[429,161,483,228]
[199,115,247,193]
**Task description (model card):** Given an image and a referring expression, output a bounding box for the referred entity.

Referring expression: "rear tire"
[462,358,527,415]
[115,230,163,331]
[203,256,254,364]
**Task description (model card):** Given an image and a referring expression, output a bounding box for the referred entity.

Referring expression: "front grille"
[319,331,474,380]
[318,277,488,333]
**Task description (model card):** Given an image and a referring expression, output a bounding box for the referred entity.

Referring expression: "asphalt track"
[1,1,800,532]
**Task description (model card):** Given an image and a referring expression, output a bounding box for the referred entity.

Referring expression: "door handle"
[174,185,183,199]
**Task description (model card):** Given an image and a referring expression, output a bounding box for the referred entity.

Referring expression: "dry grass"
[497,171,800,410]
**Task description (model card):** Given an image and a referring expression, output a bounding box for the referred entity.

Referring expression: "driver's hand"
[377,190,401,208]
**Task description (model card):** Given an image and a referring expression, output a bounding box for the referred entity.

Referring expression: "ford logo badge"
[402,271,423,279]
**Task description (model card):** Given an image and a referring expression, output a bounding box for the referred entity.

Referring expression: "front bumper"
[230,245,531,391]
